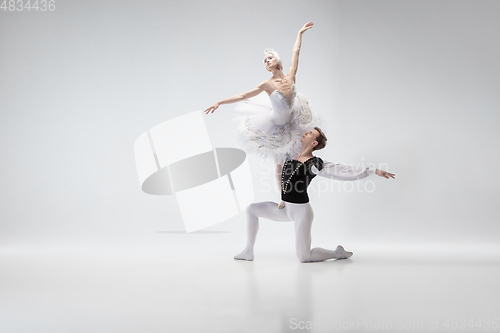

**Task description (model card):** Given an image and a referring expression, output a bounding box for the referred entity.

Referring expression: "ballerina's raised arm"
[287,21,314,83]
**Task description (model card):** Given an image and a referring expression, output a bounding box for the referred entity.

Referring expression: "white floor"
[1,234,499,333]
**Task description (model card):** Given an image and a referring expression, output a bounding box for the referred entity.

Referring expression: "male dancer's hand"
[376,169,395,179]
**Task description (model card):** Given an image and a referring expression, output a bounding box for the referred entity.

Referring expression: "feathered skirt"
[232,92,322,163]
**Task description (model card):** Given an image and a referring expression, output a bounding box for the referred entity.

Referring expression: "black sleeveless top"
[281,156,324,204]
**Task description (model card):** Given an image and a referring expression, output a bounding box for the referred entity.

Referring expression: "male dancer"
[234,127,395,262]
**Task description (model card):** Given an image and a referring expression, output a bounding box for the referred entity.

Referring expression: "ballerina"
[204,22,320,163]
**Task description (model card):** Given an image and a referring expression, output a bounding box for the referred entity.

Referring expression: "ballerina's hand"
[299,22,314,34]
[204,102,220,114]
[376,169,396,179]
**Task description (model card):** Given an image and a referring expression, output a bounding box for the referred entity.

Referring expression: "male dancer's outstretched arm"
[311,162,395,180]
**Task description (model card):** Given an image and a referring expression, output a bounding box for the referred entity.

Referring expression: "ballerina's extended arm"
[204,83,266,114]
[288,21,314,82]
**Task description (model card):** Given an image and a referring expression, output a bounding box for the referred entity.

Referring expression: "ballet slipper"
[234,252,254,261]
[335,245,353,259]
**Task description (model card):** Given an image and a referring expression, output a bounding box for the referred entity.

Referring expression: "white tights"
[234,201,353,262]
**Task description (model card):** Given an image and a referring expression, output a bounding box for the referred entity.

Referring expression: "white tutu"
[233,85,322,163]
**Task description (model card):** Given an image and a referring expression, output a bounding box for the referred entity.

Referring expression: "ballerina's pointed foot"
[234,251,254,261]
[336,245,353,259]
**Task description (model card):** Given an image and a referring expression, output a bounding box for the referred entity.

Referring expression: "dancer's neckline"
[293,156,315,163]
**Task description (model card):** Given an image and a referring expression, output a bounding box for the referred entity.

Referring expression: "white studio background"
[1,0,499,253]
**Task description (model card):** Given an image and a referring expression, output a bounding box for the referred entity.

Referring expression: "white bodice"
[269,84,296,126]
